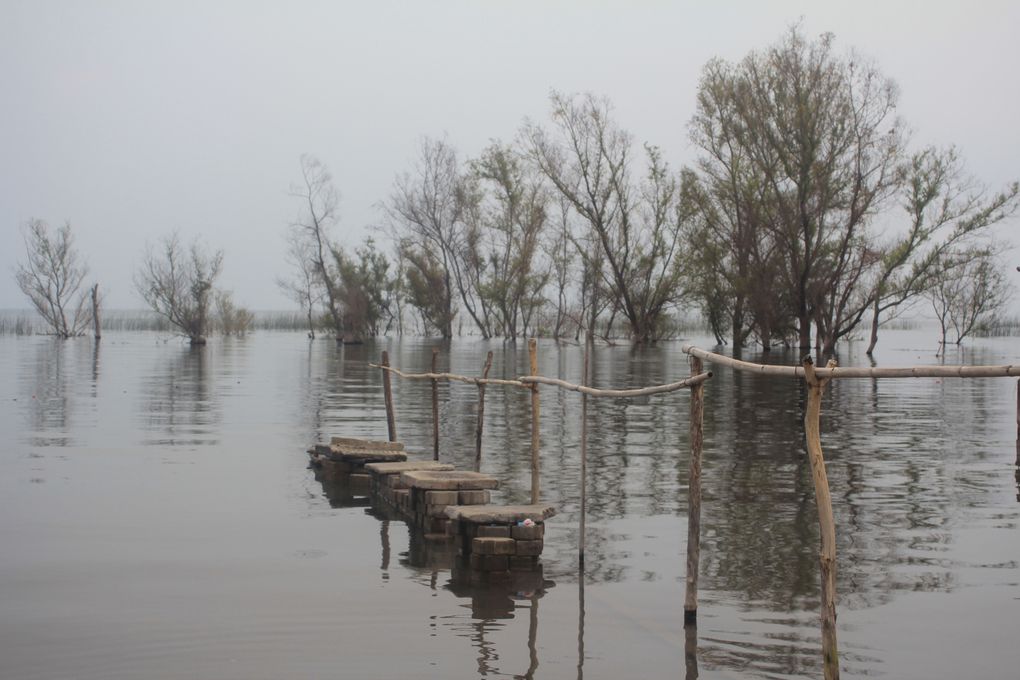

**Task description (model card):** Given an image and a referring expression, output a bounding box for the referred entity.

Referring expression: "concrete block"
[472,537,516,556]
[514,539,543,556]
[511,523,544,540]
[509,555,540,571]
[458,490,490,505]
[425,490,459,506]
[476,525,511,538]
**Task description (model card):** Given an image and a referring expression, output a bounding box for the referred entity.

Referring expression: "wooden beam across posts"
[683,344,1020,379]
[431,348,440,462]
[475,351,493,472]
[529,338,541,504]
[803,356,840,680]
[684,354,705,628]
[381,351,397,442]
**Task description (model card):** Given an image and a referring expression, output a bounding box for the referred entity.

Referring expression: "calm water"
[1,330,1018,679]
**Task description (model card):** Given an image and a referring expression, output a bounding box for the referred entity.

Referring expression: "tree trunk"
[866,300,880,355]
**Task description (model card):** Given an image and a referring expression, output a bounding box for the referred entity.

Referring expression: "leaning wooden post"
[529,338,541,504]
[579,334,591,565]
[381,351,397,442]
[90,283,101,340]
[684,354,704,628]
[431,347,440,461]
[474,351,493,472]
[803,356,840,680]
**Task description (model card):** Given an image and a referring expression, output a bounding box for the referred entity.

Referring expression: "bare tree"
[525,92,691,344]
[865,147,1019,353]
[466,141,550,341]
[15,219,94,338]
[136,232,223,345]
[930,247,1012,351]
[290,154,344,340]
[277,234,322,338]
[383,137,472,338]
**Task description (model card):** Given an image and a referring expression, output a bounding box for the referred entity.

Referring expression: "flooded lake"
[1,329,1018,679]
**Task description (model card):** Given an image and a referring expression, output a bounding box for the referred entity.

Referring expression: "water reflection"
[21,337,102,447]
[138,345,220,446]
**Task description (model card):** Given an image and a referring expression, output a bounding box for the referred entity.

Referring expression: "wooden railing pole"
[431,347,440,461]
[475,351,493,472]
[580,335,591,565]
[684,354,704,627]
[381,351,397,442]
[803,356,840,680]
[529,338,541,504]
[1015,379,1019,469]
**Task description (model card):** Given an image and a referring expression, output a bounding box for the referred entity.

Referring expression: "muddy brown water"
[1,330,1017,679]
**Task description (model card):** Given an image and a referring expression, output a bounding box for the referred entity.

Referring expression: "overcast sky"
[2,0,1018,310]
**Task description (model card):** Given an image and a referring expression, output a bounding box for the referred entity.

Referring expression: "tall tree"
[692,28,903,354]
[15,219,95,338]
[466,142,550,341]
[525,92,691,343]
[290,154,344,340]
[384,137,471,338]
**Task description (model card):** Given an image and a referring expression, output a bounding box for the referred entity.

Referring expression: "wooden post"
[684,354,704,628]
[529,338,541,504]
[90,283,101,340]
[579,335,591,565]
[381,351,397,442]
[1015,379,1019,469]
[431,347,440,461]
[475,351,493,472]
[803,356,840,680]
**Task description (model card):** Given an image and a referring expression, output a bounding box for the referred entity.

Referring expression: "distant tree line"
[14,28,1019,354]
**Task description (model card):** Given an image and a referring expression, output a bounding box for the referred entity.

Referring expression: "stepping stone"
[445,504,557,524]
[400,470,499,491]
[330,437,405,452]
[364,461,454,475]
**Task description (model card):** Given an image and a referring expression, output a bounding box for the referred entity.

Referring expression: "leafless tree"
[290,154,344,339]
[277,234,323,338]
[930,247,1012,352]
[15,219,94,338]
[865,147,1019,353]
[525,92,691,344]
[135,232,223,345]
[383,137,473,338]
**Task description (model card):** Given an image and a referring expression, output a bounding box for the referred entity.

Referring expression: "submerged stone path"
[309,436,556,582]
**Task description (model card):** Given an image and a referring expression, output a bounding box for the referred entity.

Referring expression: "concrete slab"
[445,504,557,524]
[400,470,500,491]
[364,461,455,475]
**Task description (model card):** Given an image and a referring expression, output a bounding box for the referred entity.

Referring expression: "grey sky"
[2,0,1018,310]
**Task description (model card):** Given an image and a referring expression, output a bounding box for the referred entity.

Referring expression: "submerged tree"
[526,92,691,343]
[289,154,345,340]
[136,232,223,345]
[15,219,95,338]
[383,137,469,338]
[929,248,1012,351]
[332,238,395,341]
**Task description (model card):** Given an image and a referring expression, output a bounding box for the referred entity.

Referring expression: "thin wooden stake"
[431,347,440,461]
[381,351,397,442]
[803,356,840,680]
[579,334,591,565]
[529,338,541,504]
[684,354,704,628]
[1015,379,1019,468]
[90,283,101,341]
[475,351,493,472]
